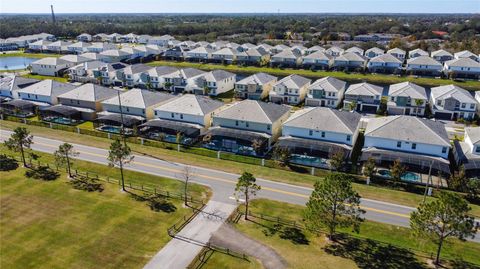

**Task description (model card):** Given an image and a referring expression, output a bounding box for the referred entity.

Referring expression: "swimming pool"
[290,154,329,168]
[377,169,420,182]
[98,125,122,134]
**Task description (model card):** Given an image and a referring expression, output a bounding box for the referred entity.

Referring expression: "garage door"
[361,104,378,113]
[434,112,452,120]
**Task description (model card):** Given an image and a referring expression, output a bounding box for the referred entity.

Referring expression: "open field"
[0,157,210,269]
[2,120,480,218]
[147,60,480,90]
[203,199,480,269]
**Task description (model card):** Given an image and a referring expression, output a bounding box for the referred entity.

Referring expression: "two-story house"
[270,49,302,68]
[305,76,346,108]
[431,49,454,64]
[17,79,76,108]
[77,33,92,42]
[325,46,344,57]
[443,58,480,80]
[269,74,311,105]
[46,41,72,53]
[31,57,69,76]
[96,62,129,86]
[86,42,117,53]
[144,94,224,144]
[332,52,368,71]
[163,68,206,93]
[406,56,443,76]
[386,48,406,61]
[367,53,403,74]
[211,47,239,64]
[146,66,179,89]
[121,64,153,88]
[430,85,477,120]
[454,127,480,177]
[279,107,361,168]
[189,70,236,96]
[68,60,107,83]
[185,46,213,62]
[236,48,270,66]
[365,47,384,59]
[301,50,332,70]
[0,75,39,100]
[454,50,479,62]
[205,100,291,156]
[67,42,91,54]
[386,82,427,116]
[408,48,429,59]
[99,49,131,63]
[343,82,384,113]
[234,73,277,100]
[362,115,451,175]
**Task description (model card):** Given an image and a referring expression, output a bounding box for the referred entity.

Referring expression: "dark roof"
[44,105,81,116]
[206,127,270,143]
[140,119,201,137]
[1,99,36,109]
[96,113,144,127]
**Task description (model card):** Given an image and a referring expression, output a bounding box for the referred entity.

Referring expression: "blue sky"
[1,0,479,14]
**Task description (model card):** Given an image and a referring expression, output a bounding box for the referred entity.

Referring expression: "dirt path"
[210,223,287,269]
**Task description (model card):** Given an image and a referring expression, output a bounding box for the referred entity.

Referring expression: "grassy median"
[2,120,480,218]
[203,199,480,269]
[0,155,211,269]
[147,60,480,91]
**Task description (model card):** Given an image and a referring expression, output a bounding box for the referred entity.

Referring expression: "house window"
[309,130,313,136]
[346,135,351,142]
[437,100,441,106]
[470,104,475,109]
[235,121,239,126]
[476,146,480,153]
[397,141,402,148]
[155,111,157,115]
[321,132,325,138]
[246,122,249,127]
[142,109,145,114]
[171,113,174,118]
[461,103,466,109]
[412,143,416,150]
[180,114,183,119]
[126,107,129,112]
[267,125,271,130]
[442,147,447,153]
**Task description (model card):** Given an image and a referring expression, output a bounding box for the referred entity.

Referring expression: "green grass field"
[147,60,480,91]
[21,74,68,83]
[0,51,62,58]
[0,158,210,269]
[203,199,480,269]
[2,120,480,218]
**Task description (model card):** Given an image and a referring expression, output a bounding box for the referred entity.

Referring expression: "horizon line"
[1,12,479,15]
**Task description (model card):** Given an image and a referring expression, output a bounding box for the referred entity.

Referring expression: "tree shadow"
[129,192,177,213]
[279,227,309,245]
[324,234,427,269]
[25,166,60,181]
[450,259,480,269]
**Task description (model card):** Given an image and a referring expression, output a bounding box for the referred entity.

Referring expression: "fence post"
[49,122,53,128]
[217,151,220,159]
[77,127,80,134]
[23,118,27,124]
[311,167,315,176]
[141,138,144,145]
[177,144,180,152]
[261,158,265,166]
[108,133,111,139]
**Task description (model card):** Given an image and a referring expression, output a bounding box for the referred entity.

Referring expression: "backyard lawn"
[147,60,480,91]
[202,199,480,269]
[0,149,210,269]
[2,120,480,218]
[21,74,68,83]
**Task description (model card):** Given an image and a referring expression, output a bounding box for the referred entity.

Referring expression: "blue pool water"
[99,125,122,134]
[0,57,37,70]
[378,169,420,182]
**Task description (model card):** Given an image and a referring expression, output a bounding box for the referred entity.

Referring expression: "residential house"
[55,83,119,120]
[279,107,361,167]
[31,57,69,76]
[119,46,144,59]
[77,33,92,42]
[99,49,131,63]
[67,42,91,54]
[431,49,454,64]
[0,75,39,100]
[386,48,406,61]
[305,77,346,108]
[28,40,51,52]
[345,46,364,55]
[430,85,477,120]
[211,47,238,64]
[270,49,302,68]
[137,35,153,44]
[120,33,138,43]
[443,58,480,79]
[17,79,76,107]
[59,54,90,68]
[86,42,117,53]
[106,33,121,43]
[362,115,451,174]
[163,68,206,93]
[305,45,324,55]
[205,100,291,155]
[408,48,429,59]
[67,61,106,83]
[406,56,443,76]
[185,46,213,62]
[454,50,479,62]
[386,82,427,116]
[270,44,290,55]
[236,48,270,65]
[325,46,344,57]
[46,41,72,53]
[234,73,277,100]
[332,52,368,71]
[343,82,384,113]
[367,53,403,74]
[121,64,153,88]
[92,33,109,42]
[146,66,179,89]
[80,52,109,62]
[269,74,311,105]
[301,50,332,70]
[96,62,129,86]
[189,70,236,96]
[164,46,187,60]
[365,47,384,59]
[454,127,480,177]
[147,35,175,47]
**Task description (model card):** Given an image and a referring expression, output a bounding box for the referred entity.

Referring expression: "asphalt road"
[1,129,479,243]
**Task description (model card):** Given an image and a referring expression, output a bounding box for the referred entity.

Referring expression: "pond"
[0,57,37,70]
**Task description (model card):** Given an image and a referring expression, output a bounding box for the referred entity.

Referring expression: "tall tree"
[54,143,78,178]
[410,192,478,265]
[390,159,405,184]
[329,150,345,171]
[235,172,261,220]
[4,127,33,167]
[304,173,365,240]
[107,139,133,192]
[363,157,376,179]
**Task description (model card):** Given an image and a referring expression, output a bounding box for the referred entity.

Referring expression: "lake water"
[0,57,37,70]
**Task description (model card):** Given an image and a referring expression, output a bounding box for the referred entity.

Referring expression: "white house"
[443,58,480,79]
[28,40,51,51]
[431,49,454,63]
[236,48,270,65]
[269,74,311,105]
[367,53,403,74]
[67,60,106,83]
[325,46,344,57]
[99,49,131,63]
[17,79,76,107]
[211,47,238,64]
[386,48,406,61]
[408,48,428,59]
[345,46,364,55]
[454,50,479,62]
[362,115,451,174]
[332,52,368,71]
[386,82,427,116]
[280,107,361,165]
[185,46,213,62]
[77,33,92,42]
[86,42,117,53]
[189,70,236,96]
[146,66,179,89]
[305,77,346,108]
[430,84,477,120]
[0,75,39,100]
[453,127,480,177]
[301,50,332,70]
[147,35,175,46]
[406,56,443,76]
[365,47,384,58]
[343,82,384,113]
[270,49,302,67]
[67,42,91,54]
[31,57,69,76]
[234,72,277,100]
[46,41,72,53]
[163,68,207,93]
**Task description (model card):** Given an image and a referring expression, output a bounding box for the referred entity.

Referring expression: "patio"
[40,105,83,125]
[139,119,201,145]
[0,99,38,118]
[95,113,145,135]
[202,127,270,156]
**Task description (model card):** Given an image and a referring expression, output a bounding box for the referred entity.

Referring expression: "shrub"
[25,166,60,181]
[0,155,19,171]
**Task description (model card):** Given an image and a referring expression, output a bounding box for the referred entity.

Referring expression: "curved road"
[0,130,478,243]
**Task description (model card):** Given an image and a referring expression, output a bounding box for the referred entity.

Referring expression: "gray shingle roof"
[236,73,277,85]
[0,76,39,92]
[345,82,383,96]
[431,49,453,58]
[445,58,480,68]
[369,53,402,64]
[274,75,311,89]
[19,79,76,97]
[407,56,442,66]
[148,66,179,77]
[57,83,119,102]
[102,89,175,109]
[302,50,332,61]
[365,116,450,147]
[387,48,406,55]
[388,82,427,100]
[215,100,291,124]
[272,49,300,59]
[466,127,480,145]
[122,64,152,75]
[335,52,368,62]
[430,85,476,103]
[408,48,428,57]
[203,70,235,82]
[308,76,346,93]
[155,94,224,116]
[284,107,360,134]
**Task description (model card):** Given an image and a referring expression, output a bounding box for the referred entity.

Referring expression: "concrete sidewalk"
[142,200,237,269]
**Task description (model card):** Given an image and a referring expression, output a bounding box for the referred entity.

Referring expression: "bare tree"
[181,165,194,206]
